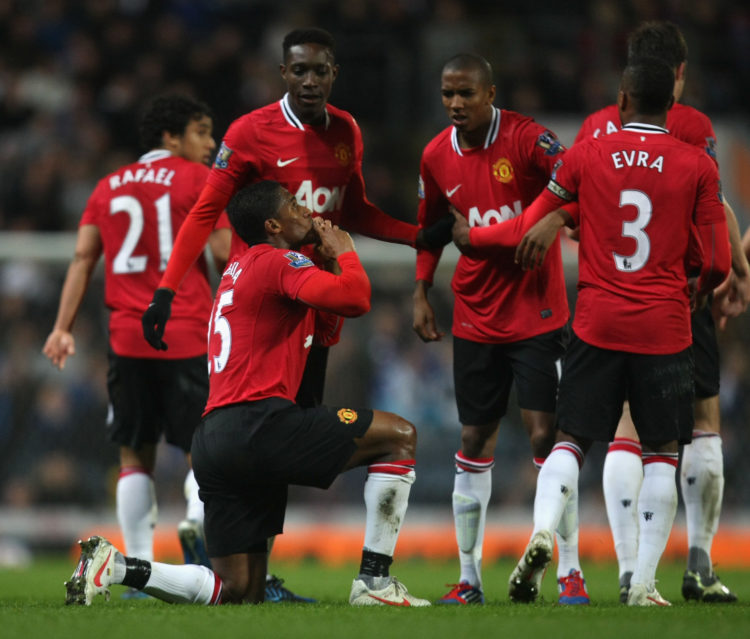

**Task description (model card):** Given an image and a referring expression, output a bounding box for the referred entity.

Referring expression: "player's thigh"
[161,355,209,452]
[508,327,567,414]
[627,347,695,446]
[106,351,160,450]
[556,334,627,442]
[613,400,639,441]
[453,336,513,425]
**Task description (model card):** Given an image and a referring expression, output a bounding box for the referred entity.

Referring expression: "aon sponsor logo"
[295,180,346,213]
[467,200,523,227]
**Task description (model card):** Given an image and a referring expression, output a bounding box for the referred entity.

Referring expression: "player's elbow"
[341,294,370,317]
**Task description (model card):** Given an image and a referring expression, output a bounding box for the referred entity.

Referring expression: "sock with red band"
[602,438,643,584]
[453,452,493,587]
[632,455,678,588]
[681,432,724,577]
[362,459,415,558]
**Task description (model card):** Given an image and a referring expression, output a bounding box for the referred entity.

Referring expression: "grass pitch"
[1,556,748,639]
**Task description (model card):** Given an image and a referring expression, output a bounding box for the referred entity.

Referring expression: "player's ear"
[331,64,340,82]
[487,84,496,104]
[265,218,282,236]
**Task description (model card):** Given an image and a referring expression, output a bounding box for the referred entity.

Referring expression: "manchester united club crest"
[337,408,358,424]
[492,157,514,183]
[334,143,352,166]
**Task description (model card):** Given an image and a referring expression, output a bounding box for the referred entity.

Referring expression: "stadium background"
[0,0,749,563]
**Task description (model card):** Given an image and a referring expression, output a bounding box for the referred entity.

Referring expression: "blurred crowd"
[1,0,750,515]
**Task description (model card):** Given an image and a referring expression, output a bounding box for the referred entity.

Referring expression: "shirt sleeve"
[296,252,371,317]
[694,154,731,291]
[415,157,445,283]
[159,182,232,291]
[205,114,260,195]
[469,187,570,248]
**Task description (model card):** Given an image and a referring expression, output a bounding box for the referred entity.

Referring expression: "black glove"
[142,288,175,350]
[416,213,455,249]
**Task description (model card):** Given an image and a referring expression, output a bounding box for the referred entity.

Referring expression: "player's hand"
[416,213,455,249]
[314,218,355,259]
[413,284,444,342]
[515,211,565,270]
[141,288,175,350]
[450,206,473,255]
[712,271,750,330]
[42,329,76,370]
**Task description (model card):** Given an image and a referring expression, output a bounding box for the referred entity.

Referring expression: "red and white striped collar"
[280,93,331,131]
[622,122,669,135]
[451,106,500,156]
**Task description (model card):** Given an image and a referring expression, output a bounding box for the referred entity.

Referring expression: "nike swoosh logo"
[276,157,300,167]
[93,550,112,587]
[368,594,411,606]
[446,184,462,197]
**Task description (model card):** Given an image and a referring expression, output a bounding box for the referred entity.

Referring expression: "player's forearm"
[298,252,371,317]
[469,188,568,249]
[344,202,419,246]
[160,183,231,291]
[697,220,732,293]
[53,256,97,332]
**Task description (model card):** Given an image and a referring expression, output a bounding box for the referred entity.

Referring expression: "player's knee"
[218,575,249,604]
[389,415,417,459]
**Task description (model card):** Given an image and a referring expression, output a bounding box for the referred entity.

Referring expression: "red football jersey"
[204,246,368,412]
[417,108,569,343]
[80,150,212,358]
[209,93,417,258]
[553,123,726,354]
[576,103,719,167]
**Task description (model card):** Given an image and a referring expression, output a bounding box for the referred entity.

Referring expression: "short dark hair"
[621,57,675,115]
[282,28,335,62]
[227,180,284,246]
[442,53,493,88]
[138,94,213,151]
[627,21,688,69]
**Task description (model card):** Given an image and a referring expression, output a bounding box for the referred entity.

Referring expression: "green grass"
[1,556,748,639]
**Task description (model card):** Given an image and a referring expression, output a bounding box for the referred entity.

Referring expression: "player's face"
[441,68,495,140]
[175,115,216,165]
[277,188,316,247]
[281,43,338,125]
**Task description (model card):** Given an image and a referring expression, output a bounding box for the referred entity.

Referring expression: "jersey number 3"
[613,189,651,272]
[110,193,173,273]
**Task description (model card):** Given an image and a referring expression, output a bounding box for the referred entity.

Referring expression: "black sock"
[359,550,392,578]
[122,556,152,590]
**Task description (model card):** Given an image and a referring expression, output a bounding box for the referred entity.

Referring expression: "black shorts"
[191,398,373,557]
[106,351,208,452]
[557,333,694,445]
[691,304,720,399]
[453,329,566,425]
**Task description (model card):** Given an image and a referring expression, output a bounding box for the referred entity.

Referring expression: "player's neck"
[457,124,490,150]
[623,114,667,128]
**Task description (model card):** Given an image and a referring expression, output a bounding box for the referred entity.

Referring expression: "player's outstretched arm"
[42,225,102,370]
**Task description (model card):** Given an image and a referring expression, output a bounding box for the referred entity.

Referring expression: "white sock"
[631,456,678,587]
[116,468,157,561]
[602,438,642,582]
[555,483,582,579]
[144,562,222,604]
[452,452,493,588]
[184,469,204,524]
[681,432,724,575]
[532,443,583,536]
[363,460,415,557]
